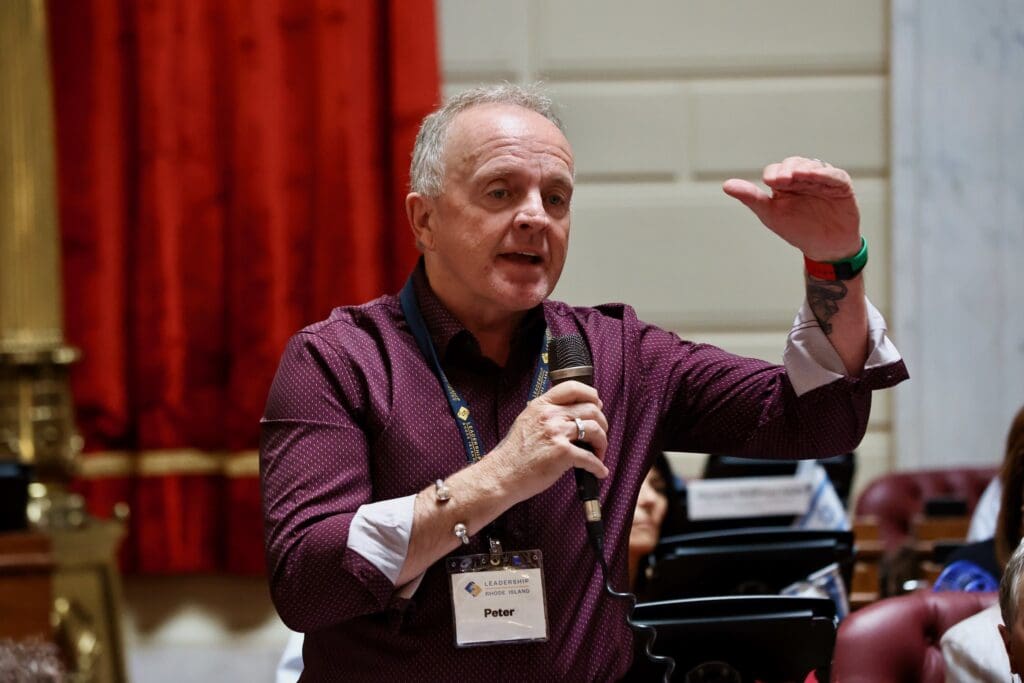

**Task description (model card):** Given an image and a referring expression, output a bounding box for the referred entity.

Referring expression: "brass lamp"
[0,0,84,527]
[1,4,130,682]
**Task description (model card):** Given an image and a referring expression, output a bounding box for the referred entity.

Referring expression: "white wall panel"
[438,0,529,80]
[691,77,887,177]
[535,1,886,77]
[849,431,893,504]
[554,179,889,329]
[547,83,689,181]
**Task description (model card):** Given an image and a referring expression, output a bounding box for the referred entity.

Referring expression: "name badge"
[447,549,548,647]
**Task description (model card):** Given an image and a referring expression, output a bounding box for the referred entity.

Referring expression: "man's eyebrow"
[473,161,574,187]
[475,162,524,179]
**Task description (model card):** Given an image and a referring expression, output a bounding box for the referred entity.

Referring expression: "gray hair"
[409,83,566,197]
[1000,537,1024,627]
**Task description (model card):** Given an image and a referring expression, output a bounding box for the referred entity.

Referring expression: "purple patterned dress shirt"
[260,264,908,681]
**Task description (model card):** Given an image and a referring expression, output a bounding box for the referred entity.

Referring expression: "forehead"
[443,103,574,181]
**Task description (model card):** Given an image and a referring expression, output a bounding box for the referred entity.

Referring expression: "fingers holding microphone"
[538,379,609,476]
[563,409,609,478]
[491,380,609,503]
[536,380,610,474]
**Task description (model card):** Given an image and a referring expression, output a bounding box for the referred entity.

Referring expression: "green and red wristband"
[804,237,868,281]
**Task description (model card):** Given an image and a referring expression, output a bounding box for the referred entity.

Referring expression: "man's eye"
[547,194,567,206]
[489,189,509,199]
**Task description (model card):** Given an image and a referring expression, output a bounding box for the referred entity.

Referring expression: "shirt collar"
[411,259,546,365]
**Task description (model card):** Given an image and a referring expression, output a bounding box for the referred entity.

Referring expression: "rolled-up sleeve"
[784,297,903,396]
[348,496,415,584]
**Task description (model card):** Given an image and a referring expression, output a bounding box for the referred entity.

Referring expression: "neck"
[422,264,525,366]
[455,307,526,366]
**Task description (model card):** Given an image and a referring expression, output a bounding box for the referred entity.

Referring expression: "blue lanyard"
[399,276,551,464]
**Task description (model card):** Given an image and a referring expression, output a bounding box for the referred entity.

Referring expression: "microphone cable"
[590,534,676,682]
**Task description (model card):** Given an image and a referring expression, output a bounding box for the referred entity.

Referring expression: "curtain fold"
[48,0,439,573]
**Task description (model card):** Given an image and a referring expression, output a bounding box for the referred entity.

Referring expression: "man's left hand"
[722,156,861,262]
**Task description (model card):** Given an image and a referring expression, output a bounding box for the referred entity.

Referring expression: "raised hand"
[722,156,861,262]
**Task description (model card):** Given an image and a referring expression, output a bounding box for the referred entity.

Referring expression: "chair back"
[634,595,836,683]
[831,590,997,682]
[642,528,854,601]
[854,468,997,552]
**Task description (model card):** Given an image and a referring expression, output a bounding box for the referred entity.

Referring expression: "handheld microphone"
[548,334,604,552]
[549,335,675,681]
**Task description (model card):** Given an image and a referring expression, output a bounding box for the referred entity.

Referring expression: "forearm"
[396,381,609,585]
[396,454,519,586]
[655,294,905,457]
[805,272,868,376]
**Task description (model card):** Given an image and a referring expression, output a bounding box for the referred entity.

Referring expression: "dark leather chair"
[854,467,997,552]
[831,590,997,682]
[633,595,836,683]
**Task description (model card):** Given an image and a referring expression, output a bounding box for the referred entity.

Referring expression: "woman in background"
[994,406,1024,571]
[939,405,1024,587]
[628,467,670,589]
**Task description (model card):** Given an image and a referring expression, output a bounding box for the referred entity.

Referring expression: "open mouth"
[499,252,543,265]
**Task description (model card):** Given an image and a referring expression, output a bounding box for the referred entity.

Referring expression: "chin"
[495,282,551,310]
[630,531,657,553]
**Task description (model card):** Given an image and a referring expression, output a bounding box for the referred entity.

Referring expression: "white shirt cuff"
[348,494,416,585]
[783,297,903,397]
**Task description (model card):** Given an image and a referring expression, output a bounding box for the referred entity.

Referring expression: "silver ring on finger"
[573,416,586,442]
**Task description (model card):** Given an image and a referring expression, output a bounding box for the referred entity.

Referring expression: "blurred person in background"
[999,538,1024,678]
[938,405,1024,589]
[628,467,669,589]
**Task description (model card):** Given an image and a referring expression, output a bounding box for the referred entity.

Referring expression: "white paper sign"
[687,475,813,520]
[450,567,547,646]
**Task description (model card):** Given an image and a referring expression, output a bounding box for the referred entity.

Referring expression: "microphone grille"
[548,334,592,370]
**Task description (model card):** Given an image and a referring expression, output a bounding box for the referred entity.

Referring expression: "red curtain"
[47,0,438,574]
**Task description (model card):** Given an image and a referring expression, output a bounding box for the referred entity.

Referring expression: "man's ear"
[1000,623,1016,672]
[406,193,436,252]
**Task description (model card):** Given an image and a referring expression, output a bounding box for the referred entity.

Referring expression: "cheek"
[629,527,657,555]
[552,222,570,248]
[652,500,668,525]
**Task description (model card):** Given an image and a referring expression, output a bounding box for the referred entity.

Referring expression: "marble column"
[892,0,1024,469]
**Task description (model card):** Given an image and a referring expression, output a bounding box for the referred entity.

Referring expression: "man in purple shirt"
[260,84,907,681]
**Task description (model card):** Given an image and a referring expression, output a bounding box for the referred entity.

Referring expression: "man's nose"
[514,191,548,231]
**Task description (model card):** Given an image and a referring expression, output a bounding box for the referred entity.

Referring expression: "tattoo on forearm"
[806,275,848,335]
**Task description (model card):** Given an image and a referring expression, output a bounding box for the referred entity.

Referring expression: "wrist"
[804,236,868,281]
[461,451,519,508]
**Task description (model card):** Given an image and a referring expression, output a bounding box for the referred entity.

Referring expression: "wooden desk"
[912,515,971,554]
[850,517,883,609]
[0,531,53,640]
[0,522,127,683]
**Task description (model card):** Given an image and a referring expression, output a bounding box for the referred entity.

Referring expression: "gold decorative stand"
[0,2,129,681]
